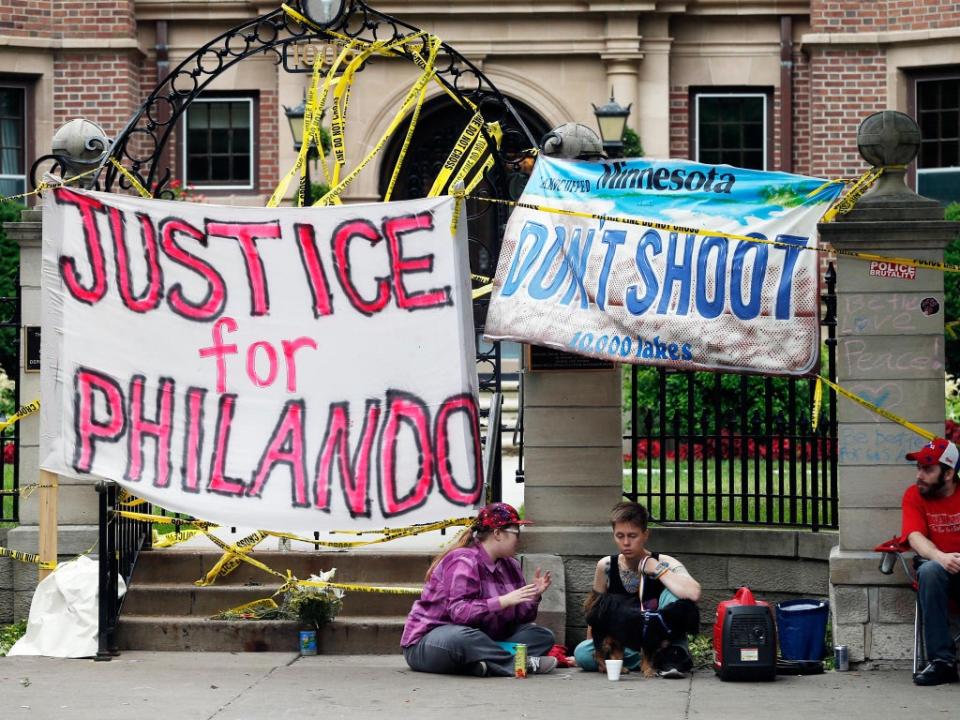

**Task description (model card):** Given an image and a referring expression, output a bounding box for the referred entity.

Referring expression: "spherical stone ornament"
[51,119,110,164]
[541,122,604,159]
[857,111,921,167]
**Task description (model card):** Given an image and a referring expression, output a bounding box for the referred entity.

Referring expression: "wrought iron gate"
[623,265,839,531]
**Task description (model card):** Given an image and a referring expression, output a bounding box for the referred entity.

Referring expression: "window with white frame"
[694,92,767,170]
[917,77,960,205]
[183,97,254,189]
[0,86,25,198]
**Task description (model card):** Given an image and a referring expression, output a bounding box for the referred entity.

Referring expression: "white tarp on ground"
[8,556,124,658]
[40,190,482,531]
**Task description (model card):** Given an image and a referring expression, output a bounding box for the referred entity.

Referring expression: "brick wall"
[0,1,53,37]
[55,1,136,38]
[669,86,689,160]
[811,0,960,33]
[53,53,141,140]
[259,88,279,191]
[807,48,886,179]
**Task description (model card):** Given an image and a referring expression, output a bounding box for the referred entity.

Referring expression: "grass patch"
[623,460,835,526]
[0,620,27,656]
[1,463,15,521]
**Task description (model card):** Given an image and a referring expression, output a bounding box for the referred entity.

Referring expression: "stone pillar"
[822,111,959,665]
[600,13,642,140]
[636,15,671,159]
[5,209,100,620]
[520,364,624,640]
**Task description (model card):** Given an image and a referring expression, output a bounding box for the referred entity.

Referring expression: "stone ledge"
[829,546,913,586]
[524,524,836,560]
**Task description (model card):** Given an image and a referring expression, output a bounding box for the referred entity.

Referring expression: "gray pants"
[403,623,555,677]
[917,559,960,663]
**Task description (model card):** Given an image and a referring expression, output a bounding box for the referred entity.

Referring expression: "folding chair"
[875,538,960,674]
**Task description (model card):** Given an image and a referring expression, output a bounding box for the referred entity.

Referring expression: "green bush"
[622,127,643,158]
[944,202,960,376]
[622,345,829,433]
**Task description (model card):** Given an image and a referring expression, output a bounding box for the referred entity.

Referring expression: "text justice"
[53,187,453,321]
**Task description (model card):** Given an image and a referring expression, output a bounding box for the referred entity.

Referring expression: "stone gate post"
[821,111,959,665]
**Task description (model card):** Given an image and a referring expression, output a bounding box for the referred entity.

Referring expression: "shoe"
[527,656,558,674]
[657,667,687,679]
[469,660,488,677]
[913,660,959,686]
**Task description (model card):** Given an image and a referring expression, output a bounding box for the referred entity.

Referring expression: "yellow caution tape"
[297,578,422,595]
[0,166,102,204]
[0,399,40,432]
[195,530,269,587]
[817,375,935,441]
[472,284,493,300]
[151,527,203,549]
[214,597,279,619]
[465,195,960,275]
[0,545,57,570]
[0,482,40,498]
[811,376,823,432]
[316,34,442,206]
[109,158,152,199]
[451,122,503,195]
[383,82,428,202]
[429,112,485,197]
[114,509,219,530]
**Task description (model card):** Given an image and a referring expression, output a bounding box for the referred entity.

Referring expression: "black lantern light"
[284,96,314,205]
[300,0,347,27]
[592,89,632,158]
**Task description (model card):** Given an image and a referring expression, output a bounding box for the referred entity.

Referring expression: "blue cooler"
[775,599,829,661]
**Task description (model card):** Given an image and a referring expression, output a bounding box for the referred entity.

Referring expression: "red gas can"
[713,586,777,681]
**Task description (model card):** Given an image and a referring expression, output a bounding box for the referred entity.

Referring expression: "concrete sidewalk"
[0,653,954,720]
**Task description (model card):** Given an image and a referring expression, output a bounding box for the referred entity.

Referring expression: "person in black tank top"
[574,502,702,677]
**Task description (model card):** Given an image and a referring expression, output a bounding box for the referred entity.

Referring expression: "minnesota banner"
[485,156,843,375]
[40,189,481,531]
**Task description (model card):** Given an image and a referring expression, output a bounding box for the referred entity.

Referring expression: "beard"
[918,467,950,498]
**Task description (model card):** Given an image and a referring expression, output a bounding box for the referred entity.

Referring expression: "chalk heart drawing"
[858,387,892,407]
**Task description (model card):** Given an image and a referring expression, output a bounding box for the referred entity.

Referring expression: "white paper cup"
[605,659,623,681]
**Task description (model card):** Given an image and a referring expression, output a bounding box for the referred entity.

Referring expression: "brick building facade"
[0,1,958,203]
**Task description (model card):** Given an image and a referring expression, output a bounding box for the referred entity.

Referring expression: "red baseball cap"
[473,502,532,530]
[905,438,959,469]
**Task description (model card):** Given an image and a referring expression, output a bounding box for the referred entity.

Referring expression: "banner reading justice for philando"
[485,156,843,375]
[40,189,481,531]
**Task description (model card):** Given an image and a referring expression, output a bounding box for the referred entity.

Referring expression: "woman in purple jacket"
[401,503,557,676]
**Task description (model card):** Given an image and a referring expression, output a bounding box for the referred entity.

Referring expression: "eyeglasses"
[500,528,521,536]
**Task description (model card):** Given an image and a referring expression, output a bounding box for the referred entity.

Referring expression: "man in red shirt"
[901,437,960,686]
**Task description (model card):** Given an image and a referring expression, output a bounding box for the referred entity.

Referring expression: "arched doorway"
[378,95,550,283]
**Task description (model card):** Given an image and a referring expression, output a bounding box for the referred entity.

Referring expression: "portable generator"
[713,586,777,681]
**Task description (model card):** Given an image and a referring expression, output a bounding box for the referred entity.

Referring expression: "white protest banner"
[40,189,481,531]
[485,156,844,375]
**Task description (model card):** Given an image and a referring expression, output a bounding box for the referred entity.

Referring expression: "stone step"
[115,615,405,653]
[131,550,432,586]
[122,582,418,618]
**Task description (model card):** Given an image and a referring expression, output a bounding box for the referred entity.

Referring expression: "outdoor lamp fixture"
[284,96,314,206]
[284,97,307,152]
[299,0,348,27]
[592,89,632,158]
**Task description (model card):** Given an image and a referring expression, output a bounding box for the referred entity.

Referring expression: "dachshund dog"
[583,591,674,678]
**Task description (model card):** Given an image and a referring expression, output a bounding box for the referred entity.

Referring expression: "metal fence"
[622,265,838,531]
[0,288,20,524]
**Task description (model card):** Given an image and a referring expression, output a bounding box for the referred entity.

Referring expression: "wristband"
[652,560,670,579]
